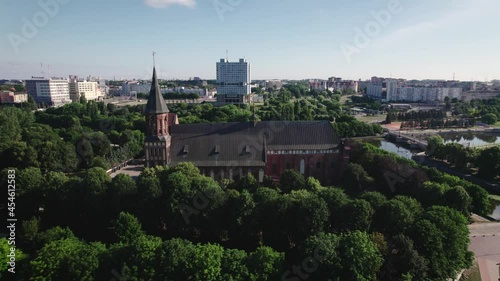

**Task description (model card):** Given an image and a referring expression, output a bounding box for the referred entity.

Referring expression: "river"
[362,138,417,159]
[441,132,500,147]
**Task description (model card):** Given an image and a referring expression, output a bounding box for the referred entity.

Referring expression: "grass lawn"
[354,115,386,124]
[460,260,482,281]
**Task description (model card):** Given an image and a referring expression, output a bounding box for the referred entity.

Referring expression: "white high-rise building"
[26,77,70,106]
[367,84,383,99]
[390,87,463,102]
[386,79,398,102]
[216,58,251,104]
[69,76,101,102]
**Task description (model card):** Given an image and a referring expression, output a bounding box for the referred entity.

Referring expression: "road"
[109,164,144,179]
[103,97,216,107]
[469,223,500,281]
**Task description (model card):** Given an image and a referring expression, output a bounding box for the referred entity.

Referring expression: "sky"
[0,0,499,81]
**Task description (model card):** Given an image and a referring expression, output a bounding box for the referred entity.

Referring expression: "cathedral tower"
[144,67,170,167]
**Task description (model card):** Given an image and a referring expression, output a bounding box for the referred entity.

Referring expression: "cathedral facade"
[144,67,349,185]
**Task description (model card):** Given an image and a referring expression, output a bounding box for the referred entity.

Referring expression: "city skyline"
[1,0,500,81]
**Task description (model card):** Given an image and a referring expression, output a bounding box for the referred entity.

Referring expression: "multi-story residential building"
[390,87,463,102]
[386,79,398,102]
[461,91,500,102]
[265,80,283,90]
[91,76,108,97]
[69,76,102,102]
[309,80,327,92]
[164,87,208,96]
[216,58,251,104]
[122,81,152,96]
[25,77,70,106]
[371,76,385,84]
[0,91,28,104]
[367,84,383,99]
[327,77,359,93]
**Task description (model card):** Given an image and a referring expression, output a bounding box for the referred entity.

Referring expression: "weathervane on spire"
[152,51,157,67]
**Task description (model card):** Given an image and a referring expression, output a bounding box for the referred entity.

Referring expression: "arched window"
[300,159,305,174]
[258,169,264,183]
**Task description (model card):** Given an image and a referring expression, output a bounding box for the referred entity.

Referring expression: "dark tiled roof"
[145,67,169,114]
[169,121,339,167]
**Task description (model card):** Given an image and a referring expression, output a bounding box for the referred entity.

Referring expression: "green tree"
[477,146,500,179]
[0,238,26,278]
[29,238,105,281]
[189,243,224,281]
[338,199,374,231]
[359,192,387,210]
[337,231,383,281]
[481,113,497,125]
[221,249,251,281]
[442,186,472,217]
[342,163,374,193]
[246,246,284,281]
[83,167,111,195]
[114,212,144,244]
[280,169,306,192]
[380,234,429,281]
[426,135,444,157]
[410,206,472,280]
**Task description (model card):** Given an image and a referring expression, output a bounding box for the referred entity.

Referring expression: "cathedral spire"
[145,66,169,114]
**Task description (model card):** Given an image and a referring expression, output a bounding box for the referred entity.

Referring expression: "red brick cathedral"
[144,67,349,185]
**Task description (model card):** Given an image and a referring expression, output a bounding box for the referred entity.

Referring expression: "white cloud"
[144,0,196,8]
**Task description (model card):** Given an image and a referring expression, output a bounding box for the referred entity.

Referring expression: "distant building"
[25,77,70,106]
[327,77,358,92]
[386,79,398,102]
[69,76,101,102]
[371,76,385,84]
[390,87,463,102]
[164,87,207,97]
[265,80,283,90]
[93,77,108,97]
[122,81,152,96]
[309,80,327,92]
[216,58,251,104]
[0,91,28,104]
[108,87,122,96]
[367,84,383,99]
[461,91,500,102]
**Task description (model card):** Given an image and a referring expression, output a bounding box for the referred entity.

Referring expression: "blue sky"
[1,0,499,81]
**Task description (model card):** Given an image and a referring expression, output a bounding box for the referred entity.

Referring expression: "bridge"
[386,132,428,150]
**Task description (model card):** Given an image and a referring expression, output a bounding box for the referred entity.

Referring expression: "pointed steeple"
[145,67,169,114]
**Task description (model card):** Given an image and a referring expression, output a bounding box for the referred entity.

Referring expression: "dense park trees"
[0,95,493,280]
[453,98,500,123]
[5,146,484,280]
[164,90,383,138]
[0,101,145,173]
[426,135,500,179]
